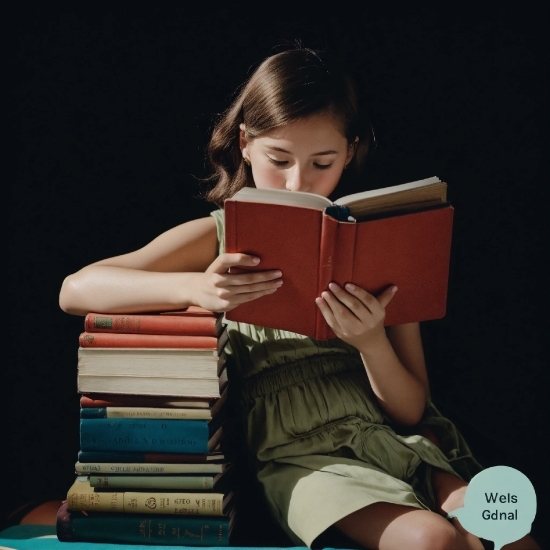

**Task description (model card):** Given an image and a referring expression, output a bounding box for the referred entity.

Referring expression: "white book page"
[335,176,441,206]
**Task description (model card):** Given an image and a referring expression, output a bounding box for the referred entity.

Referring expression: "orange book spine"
[85,312,218,336]
[79,332,218,349]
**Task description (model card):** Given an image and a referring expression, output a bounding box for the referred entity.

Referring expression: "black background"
[8,6,548,546]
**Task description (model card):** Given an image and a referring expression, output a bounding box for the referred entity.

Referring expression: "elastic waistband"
[240,353,363,400]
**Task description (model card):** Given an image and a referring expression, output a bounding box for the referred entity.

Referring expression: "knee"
[408,518,462,550]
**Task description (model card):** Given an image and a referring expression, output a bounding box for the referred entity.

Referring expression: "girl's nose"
[285,168,309,192]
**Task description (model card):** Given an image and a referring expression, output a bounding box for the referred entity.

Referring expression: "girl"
[59,48,540,550]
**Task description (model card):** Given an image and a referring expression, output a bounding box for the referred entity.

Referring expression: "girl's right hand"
[195,253,283,312]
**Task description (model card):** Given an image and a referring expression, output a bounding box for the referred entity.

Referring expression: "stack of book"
[57,307,238,546]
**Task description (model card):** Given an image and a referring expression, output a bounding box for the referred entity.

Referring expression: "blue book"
[80,418,222,454]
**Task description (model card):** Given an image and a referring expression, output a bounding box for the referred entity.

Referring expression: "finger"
[228,287,281,309]
[209,253,261,273]
[344,283,397,311]
[320,289,358,322]
[216,270,283,288]
[375,285,398,308]
[226,276,283,294]
[327,282,368,317]
[315,295,341,330]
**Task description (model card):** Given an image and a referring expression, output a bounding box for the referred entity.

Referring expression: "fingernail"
[328,282,339,291]
[274,270,282,277]
[391,285,398,293]
[268,288,278,293]
[315,297,323,305]
[345,283,356,291]
[252,257,260,264]
[274,280,283,287]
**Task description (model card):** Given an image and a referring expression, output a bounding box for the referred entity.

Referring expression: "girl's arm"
[316,283,428,426]
[59,216,283,316]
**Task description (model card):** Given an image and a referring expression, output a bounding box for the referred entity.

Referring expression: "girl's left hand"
[315,282,397,351]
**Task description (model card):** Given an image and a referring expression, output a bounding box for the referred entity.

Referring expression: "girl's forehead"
[258,114,348,144]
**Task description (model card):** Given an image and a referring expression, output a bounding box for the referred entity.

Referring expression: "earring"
[243,157,251,166]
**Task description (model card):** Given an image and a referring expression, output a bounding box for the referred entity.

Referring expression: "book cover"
[77,347,226,379]
[75,462,228,475]
[85,310,224,337]
[87,472,227,490]
[76,368,228,398]
[79,332,219,348]
[66,476,234,516]
[77,450,226,464]
[80,418,223,454]
[80,407,214,420]
[56,501,232,545]
[80,394,216,409]
[224,180,453,339]
[80,386,228,420]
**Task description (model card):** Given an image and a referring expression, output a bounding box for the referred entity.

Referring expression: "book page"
[230,187,331,209]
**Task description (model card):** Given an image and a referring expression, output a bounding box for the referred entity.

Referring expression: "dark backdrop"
[8,6,548,545]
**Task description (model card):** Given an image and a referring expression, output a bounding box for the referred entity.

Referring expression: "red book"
[80,394,217,409]
[79,332,218,348]
[224,177,453,339]
[85,310,223,336]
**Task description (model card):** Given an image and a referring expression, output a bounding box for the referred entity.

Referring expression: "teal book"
[80,418,223,454]
[56,501,231,545]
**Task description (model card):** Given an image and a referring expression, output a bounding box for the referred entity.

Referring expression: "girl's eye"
[314,163,332,170]
[267,157,288,167]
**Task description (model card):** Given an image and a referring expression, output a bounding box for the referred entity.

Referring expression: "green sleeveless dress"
[210,209,482,547]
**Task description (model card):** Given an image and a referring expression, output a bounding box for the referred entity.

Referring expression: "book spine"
[80,418,210,453]
[77,450,216,463]
[80,394,214,408]
[67,486,226,516]
[89,475,214,490]
[84,312,219,337]
[76,462,224,474]
[79,332,218,348]
[315,214,339,339]
[77,375,222,399]
[57,504,230,545]
[80,407,213,420]
[224,202,236,258]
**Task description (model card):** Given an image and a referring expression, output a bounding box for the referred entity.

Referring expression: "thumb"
[377,285,398,309]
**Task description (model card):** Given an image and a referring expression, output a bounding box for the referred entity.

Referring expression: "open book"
[227,176,447,221]
[224,176,453,339]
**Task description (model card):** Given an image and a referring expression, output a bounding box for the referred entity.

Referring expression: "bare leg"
[334,502,484,550]
[432,470,540,550]
[19,500,63,525]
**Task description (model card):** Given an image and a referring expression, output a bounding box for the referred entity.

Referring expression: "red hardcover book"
[224,177,453,339]
[80,394,216,409]
[85,310,223,336]
[78,332,218,348]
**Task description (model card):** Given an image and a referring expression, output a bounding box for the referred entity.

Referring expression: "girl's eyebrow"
[265,145,338,156]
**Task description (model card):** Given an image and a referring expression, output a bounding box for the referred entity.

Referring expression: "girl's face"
[240,113,357,198]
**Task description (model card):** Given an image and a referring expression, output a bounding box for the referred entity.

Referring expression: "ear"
[239,124,250,161]
[345,136,359,166]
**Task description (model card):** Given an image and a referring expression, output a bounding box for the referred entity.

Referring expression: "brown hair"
[204,48,374,207]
